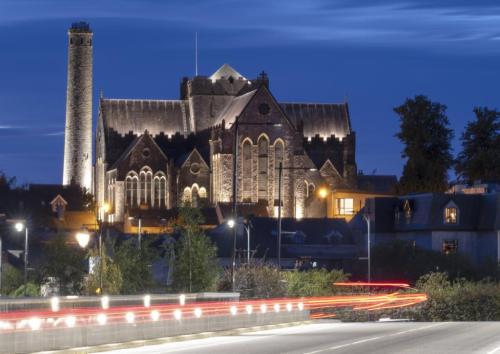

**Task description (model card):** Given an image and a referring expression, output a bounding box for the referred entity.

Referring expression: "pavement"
[98,321,500,354]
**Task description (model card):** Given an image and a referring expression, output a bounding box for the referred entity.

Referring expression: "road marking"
[304,322,448,354]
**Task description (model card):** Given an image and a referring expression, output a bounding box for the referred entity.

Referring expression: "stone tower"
[63,22,93,191]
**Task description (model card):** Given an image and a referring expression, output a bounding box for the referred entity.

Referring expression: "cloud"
[1,0,500,52]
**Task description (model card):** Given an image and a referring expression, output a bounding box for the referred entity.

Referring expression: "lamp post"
[128,216,142,249]
[230,119,281,291]
[363,214,371,283]
[14,222,29,296]
[227,218,251,263]
[276,163,318,268]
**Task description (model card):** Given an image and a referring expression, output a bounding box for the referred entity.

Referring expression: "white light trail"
[174,309,182,320]
[97,313,107,325]
[260,304,267,313]
[125,312,135,324]
[28,318,42,331]
[194,308,202,318]
[65,316,76,328]
[230,305,238,316]
[150,310,160,321]
[246,305,253,314]
[143,295,151,308]
[51,297,60,312]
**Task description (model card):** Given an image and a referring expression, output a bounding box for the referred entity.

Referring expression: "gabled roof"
[110,131,168,170]
[213,90,257,127]
[209,64,246,82]
[176,147,210,169]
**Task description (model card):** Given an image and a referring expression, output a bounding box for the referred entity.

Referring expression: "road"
[100,321,500,354]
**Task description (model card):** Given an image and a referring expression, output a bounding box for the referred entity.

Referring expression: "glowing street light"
[14,221,29,296]
[76,232,90,248]
[318,187,329,199]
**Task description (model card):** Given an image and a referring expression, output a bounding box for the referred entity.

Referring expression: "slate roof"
[213,90,257,126]
[280,102,351,139]
[371,193,500,232]
[100,99,191,137]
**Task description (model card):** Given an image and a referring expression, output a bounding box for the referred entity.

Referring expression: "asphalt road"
[100,321,500,354]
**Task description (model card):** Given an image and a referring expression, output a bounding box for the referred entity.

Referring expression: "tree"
[394,95,454,194]
[171,207,219,293]
[42,234,86,295]
[84,243,123,295]
[1,263,23,296]
[455,107,500,183]
[114,237,158,294]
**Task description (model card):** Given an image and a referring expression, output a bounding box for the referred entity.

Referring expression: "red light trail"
[0,289,427,333]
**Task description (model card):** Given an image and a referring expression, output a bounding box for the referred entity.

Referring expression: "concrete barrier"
[0,295,309,353]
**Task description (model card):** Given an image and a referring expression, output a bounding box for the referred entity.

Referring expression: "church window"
[190,163,200,175]
[126,173,139,207]
[192,184,199,208]
[139,167,153,206]
[258,136,269,200]
[199,187,207,199]
[183,187,192,205]
[258,103,270,115]
[142,148,150,158]
[242,140,252,198]
[274,140,284,200]
[154,178,160,208]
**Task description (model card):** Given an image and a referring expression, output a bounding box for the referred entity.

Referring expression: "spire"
[209,64,246,83]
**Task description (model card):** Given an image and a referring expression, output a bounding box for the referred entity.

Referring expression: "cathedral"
[63,22,364,224]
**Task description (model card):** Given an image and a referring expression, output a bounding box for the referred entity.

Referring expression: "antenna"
[195,32,198,76]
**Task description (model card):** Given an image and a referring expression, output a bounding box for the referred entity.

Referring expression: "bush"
[1,264,23,296]
[219,262,287,299]
[11,282,40,297]
[284,269,349,297]
[411,272,500,321]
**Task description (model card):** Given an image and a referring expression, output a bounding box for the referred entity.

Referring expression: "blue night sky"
[0,0,499,184]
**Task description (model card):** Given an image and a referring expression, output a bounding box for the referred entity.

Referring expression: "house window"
[443,240,458,255]
[337,198,354,215]
[444,207,458,224]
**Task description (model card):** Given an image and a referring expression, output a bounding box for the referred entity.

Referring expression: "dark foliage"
[394,95,454,194]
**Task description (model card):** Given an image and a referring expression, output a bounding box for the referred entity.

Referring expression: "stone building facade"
[94,64,357,222]
[62,22,93,191]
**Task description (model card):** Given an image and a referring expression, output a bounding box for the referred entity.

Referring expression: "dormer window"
[444,201,459,224]
[445,207,458,224]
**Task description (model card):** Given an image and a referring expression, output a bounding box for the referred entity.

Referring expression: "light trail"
[0,291,427,333]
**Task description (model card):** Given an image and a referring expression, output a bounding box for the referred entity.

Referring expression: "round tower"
[63,22,93,191]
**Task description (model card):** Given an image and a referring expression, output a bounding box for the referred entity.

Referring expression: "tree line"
[394,96,500,194]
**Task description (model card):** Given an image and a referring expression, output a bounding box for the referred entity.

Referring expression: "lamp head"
[76,232,90,248]
[14,222,24,232]
[227,219,235,228]
[318,188,329,199]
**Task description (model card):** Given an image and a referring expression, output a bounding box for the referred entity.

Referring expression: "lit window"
[443,240,458,255]
[337,198,354,215]
[444,207,458,224]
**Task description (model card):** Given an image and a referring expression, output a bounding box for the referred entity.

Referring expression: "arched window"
[139,167,152,206]
[125,172,139,207]
[153,173,167,208]
[258,136,269,200]
[306,181,315,198]
[199,187,207,199]
[274,140,284,199]
[192,184,199,208]
[183,187,191,205]
[242,139,252,198]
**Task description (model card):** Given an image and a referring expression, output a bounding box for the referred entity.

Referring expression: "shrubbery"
[411,272,500,321]
[284,269,349,297]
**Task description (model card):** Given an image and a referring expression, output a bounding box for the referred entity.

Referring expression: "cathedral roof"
[281,102,351,140]
[209,63,246,82]
[213,89,257,127]
[100,99,191,137]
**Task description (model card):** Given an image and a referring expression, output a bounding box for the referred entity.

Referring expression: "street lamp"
[128,216,142,249]
[230,119,281,291]
[276,162,318,269]
[363,213,371,284]
[14,222,29,296]
[227,218,251,264]
[76,230,104,293]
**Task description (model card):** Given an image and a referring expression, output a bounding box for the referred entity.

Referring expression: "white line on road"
[304,322,449,354]
[486,344,500,354]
